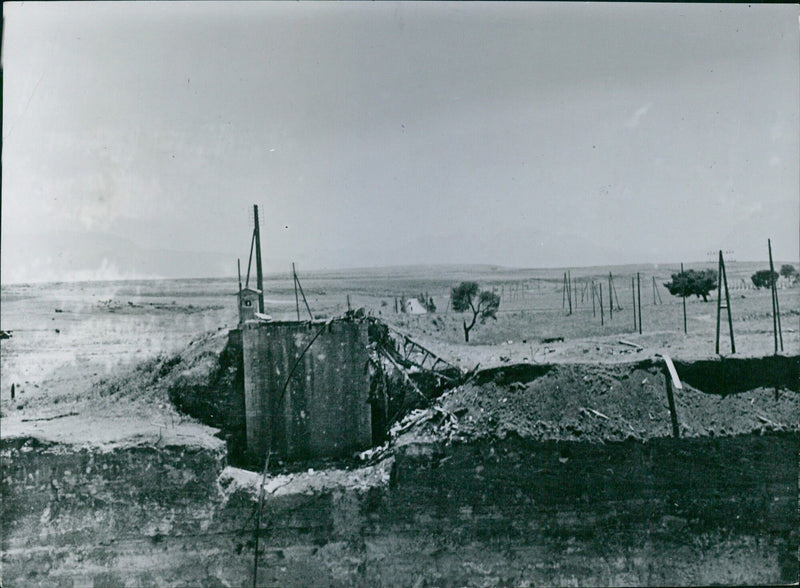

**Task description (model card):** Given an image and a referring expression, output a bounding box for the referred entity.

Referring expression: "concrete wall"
[242,319,372,463]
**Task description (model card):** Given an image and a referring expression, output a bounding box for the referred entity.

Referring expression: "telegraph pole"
[253,205,264,313]
[715,251,735,355]
[681,263,687,334]
[637,272,642,335]
[768,239,784,353]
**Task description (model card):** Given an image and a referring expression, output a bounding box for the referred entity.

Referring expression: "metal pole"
[573,277,578,309]
[608,273,613,321]
[567,271,572,315]
[599,283,604,326]
[237,259,243,323]
[715,254,723,355]
[253,205,264,313]
[681,263,687,334]
[292,263,300,321]
[652,276,657,305]
[632,276,637,331]
[245,230,255,289]
[294,268,314,321]
[637,272,642,334]
[722,253,735,354]
[591,281,596,317]
[768,239,784,352]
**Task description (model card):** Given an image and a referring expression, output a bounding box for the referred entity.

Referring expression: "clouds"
[2,3,798,283]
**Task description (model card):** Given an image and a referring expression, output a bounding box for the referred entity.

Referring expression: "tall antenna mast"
[253,205,264,313]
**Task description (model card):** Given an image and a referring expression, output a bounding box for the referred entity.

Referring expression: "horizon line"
[3,258,797,287]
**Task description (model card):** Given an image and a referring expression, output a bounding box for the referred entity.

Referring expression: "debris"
[618,340,643,350]
[461,363,481,386]
[755,413,782,428]
[541,336,564,344]
[581,407,609,420]
[21,411,79,422]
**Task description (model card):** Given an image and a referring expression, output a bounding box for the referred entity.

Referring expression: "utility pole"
[573,276,578,309]
[292,263,300,321]
[681,262,687,334]
[599,283,604,326]
[652,276,657,305]
[715,250,735,355]
[637,272,642,335]
[566,271,573,315]
[237,259,243,323]
[253,205,264,314]
[768,239,784,353]
[652,276,662,305]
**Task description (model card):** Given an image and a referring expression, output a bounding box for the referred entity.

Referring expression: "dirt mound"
[89,328,247,460]
[398,360,800,445]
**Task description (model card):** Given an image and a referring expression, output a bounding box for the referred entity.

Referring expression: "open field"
[3,262,796,409]
[1,262,798,444]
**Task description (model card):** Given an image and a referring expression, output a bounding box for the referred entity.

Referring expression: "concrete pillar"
[242,321,269,464]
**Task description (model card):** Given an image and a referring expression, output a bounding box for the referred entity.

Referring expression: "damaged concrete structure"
[241,319,373,463]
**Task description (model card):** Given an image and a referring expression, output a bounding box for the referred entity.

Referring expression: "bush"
[751,270,778,289]
[779,264,797,283]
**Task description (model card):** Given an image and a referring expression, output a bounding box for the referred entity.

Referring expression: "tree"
[450,281,500,342]
[663,269,718,302]
[779,264,798,283]
[751,269,778,290]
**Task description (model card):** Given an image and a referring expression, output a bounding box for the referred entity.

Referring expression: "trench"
[2,352,798,586]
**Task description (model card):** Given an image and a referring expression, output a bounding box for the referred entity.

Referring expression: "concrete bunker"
[241,318,375,464]
[167,315,461,470]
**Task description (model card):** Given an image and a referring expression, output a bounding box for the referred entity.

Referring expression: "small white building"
[238,288,261,323]
[404,298,428,315]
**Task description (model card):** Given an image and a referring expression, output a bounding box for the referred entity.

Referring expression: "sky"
[2,2,798,283]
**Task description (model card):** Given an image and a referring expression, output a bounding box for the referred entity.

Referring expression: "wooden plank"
[658,354,683,390]
[618,339,643,350]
